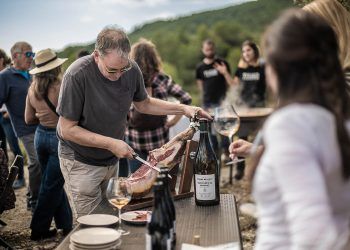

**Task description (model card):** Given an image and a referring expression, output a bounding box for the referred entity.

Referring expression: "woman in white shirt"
[243,9,350,250]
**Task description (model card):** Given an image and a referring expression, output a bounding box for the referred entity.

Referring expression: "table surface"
[56,194,242,250]
[237,107,273,120]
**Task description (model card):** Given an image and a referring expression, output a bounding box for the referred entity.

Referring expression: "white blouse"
[253,103,350,250]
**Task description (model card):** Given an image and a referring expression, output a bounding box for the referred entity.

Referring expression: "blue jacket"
[0,67,37,137]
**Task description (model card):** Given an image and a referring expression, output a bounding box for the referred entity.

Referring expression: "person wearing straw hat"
[25,48,72,240]
[0,41,41,212]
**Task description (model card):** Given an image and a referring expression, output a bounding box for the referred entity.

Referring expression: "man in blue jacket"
[0,42,41,211]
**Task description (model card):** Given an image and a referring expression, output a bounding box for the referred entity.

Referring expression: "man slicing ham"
[57,26,211,218]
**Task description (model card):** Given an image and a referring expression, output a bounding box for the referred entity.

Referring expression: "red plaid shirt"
[126,72,192,152]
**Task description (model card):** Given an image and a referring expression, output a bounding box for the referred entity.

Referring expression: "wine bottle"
[146,181,172,250]
[193,119,220,206]
[159,168,176,247]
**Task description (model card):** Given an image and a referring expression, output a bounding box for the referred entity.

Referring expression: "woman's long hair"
[303,0,350,71]
[130,38,162,85]
[238,40,260,68]
[263,8,350,179]
[32,66,62,100]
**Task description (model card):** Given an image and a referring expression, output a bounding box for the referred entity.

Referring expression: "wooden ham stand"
[125,140,198,211]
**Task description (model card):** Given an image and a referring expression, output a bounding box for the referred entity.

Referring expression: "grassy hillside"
[58,0,294,105]
[130,0,292,41]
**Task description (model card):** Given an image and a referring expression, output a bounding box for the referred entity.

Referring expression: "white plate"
[70,227,121,245]
[69,239,122,250]
[71,239,120,249]
[121,210,151,225]
[70,239,121,250]
[77,214,119,226]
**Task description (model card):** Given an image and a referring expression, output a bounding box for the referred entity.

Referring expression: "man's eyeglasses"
[105,60,132,74]
[18,51,35,58]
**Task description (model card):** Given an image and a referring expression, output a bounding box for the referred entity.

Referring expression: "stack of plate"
[70,227,121,250]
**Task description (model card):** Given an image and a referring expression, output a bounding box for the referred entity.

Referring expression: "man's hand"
[183,105,213,120]
[214,61,229,76]
[109,139,135,159]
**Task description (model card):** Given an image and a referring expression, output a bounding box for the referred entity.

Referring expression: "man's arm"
[133,96,212,120]
[58,116,135,159]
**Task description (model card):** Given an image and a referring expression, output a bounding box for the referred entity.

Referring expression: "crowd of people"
[0,0,350,249]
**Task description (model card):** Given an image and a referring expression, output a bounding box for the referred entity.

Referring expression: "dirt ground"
[0,163,256,250]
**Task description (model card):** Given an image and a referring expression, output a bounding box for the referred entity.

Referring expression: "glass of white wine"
[106,177,132,235]
[213,104,240,143]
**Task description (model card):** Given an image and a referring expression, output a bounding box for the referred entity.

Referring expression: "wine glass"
[213,105,240,143]
[213,105,241,166]
[106,177,132,235]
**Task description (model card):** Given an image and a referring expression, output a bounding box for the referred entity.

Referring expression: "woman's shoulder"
[264,104,334,133]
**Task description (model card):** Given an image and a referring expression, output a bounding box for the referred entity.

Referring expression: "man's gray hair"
[95,26,131,58]
[10,41,32,58]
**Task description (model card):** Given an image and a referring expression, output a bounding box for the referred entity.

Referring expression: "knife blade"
[132,153,172,179]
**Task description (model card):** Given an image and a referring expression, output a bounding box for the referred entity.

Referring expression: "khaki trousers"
[59,157,118,219]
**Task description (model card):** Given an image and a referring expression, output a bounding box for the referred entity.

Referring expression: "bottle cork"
[192,235,200,246]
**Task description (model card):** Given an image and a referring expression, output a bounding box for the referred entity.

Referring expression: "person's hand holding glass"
[106,177,132,235]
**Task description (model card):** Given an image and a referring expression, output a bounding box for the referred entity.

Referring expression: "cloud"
[79,15,94,23]
[151,11,174,20]
[90,0,169,7]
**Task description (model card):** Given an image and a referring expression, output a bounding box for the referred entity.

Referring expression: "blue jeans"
[0,114,24,179]
[118,158,130,177]
[30,125,72,233]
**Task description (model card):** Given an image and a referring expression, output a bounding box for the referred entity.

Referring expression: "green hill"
[130,0,292,40]
[58,0,294,105]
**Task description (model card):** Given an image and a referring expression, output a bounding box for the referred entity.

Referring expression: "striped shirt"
[126,72,192,152]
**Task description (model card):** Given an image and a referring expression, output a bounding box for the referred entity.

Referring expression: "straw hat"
[29,48,67,75]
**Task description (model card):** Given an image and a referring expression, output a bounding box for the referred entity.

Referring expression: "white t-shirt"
[253,103,350,250]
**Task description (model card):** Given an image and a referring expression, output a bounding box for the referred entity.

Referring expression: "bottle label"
[195,174,216,200]
[146,233,151,250]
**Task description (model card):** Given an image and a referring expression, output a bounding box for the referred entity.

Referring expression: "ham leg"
[127,121,198,198]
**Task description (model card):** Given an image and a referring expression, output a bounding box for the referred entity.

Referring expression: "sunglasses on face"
[19,51,35,58]
[105,60,132,74]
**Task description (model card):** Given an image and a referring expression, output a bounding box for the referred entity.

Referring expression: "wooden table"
[237,107,273,137]
[56,194,242,250]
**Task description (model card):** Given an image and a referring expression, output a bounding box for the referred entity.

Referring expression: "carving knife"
[132,153,172,179]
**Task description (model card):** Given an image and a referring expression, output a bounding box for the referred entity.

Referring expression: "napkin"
[182,242,240,250]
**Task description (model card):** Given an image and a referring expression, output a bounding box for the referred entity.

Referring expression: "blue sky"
[0,0,252,55]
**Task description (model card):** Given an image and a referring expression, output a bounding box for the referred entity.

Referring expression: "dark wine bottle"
[146,181,172,250]
[159,168,176,247]
[193,119,220,206]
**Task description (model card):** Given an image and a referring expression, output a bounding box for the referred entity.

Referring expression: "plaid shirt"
[126,72,192,152]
